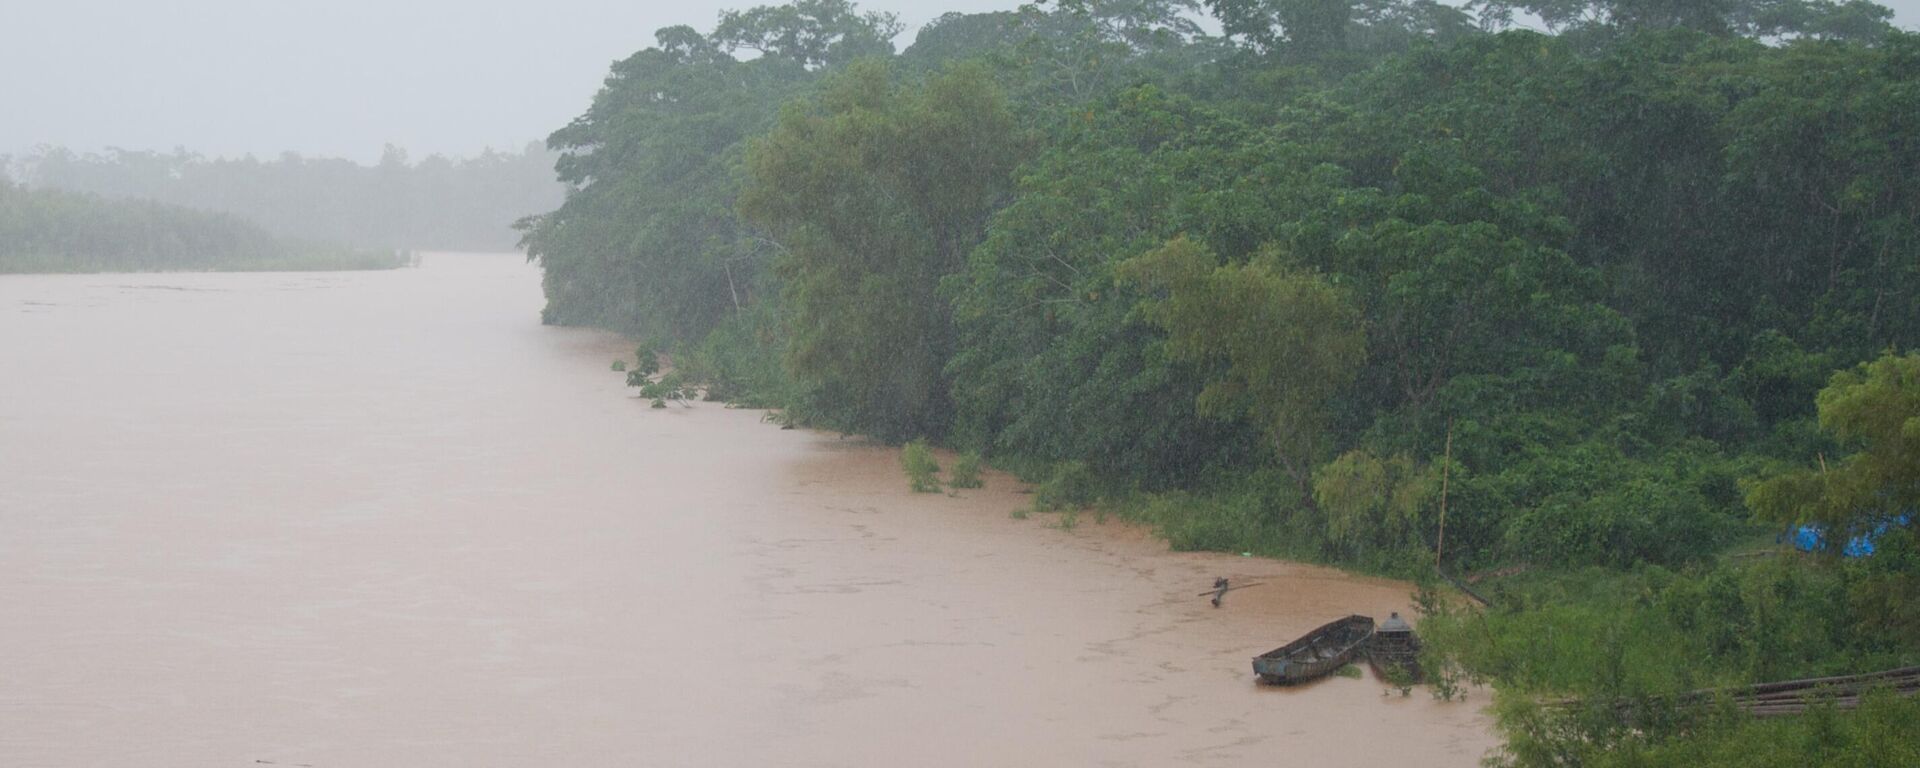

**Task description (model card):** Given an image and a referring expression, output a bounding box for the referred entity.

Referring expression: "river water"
[0,253,1495,767]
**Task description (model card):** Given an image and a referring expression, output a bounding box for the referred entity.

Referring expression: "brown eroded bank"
[0,253,1495,766]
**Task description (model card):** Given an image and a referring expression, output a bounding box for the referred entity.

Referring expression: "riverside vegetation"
[10,143,562,253]
[521,1,1920,763]
[0,180,405,273]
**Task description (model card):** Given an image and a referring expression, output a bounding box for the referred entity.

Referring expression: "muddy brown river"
[0,253,1496,766]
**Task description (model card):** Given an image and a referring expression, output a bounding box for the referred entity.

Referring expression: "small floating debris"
[1198,577,1264,607]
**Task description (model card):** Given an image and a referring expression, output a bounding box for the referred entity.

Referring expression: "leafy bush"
[633,348,661,378]
[949,452,985,489]
[901,440,942,493]
[1033,460,1096,511]
[631,370,691,408]
[677,301,799,410]
[1576,690,1920,768]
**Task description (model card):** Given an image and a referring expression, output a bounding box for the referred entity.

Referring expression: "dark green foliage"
[639,372,693,408]
[945,86,1271,489]
[1577,690,1920,768]
[1206,0,1476,57]
[518,0,1920,573]
[1123,236,1367,504]
[524,5,1920,760]
[1422,558,1920,765]
[676,297,801,409]
[1469,0,1897,40]
[712,0,903,69]
[519,9,861,337]
[622,347,694,408]
[1746,351,1920,642]
[740,60,1023,441]
[634,349,662,378]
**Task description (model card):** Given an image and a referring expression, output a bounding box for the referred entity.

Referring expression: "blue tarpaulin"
[1792,514,1913,558]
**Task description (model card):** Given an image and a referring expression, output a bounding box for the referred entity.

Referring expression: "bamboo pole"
[1551,667,1920,713]
[1436,418,1453,571]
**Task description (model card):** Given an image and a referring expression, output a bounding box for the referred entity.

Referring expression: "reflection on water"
[0,254,1494,766]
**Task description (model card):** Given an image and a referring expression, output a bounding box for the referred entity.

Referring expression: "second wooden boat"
[1252,614,1375,685]
[1367,611,1423,683]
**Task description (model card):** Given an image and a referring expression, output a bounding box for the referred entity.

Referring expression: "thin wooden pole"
[1436,418,1453,571]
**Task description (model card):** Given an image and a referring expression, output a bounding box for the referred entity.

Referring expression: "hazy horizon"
[0,0,1024,165]
[5,0,1917,165]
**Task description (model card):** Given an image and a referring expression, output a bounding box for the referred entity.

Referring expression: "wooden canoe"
[1252,615,1375,685]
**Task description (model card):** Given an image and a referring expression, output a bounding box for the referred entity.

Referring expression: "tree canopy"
[522,5,1920,758]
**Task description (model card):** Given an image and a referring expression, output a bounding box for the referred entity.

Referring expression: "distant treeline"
[0,179,406,273]
[522,2,1919,763]
[9,143,563,252]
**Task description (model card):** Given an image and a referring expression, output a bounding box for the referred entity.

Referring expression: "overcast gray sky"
[4,0,1916,164]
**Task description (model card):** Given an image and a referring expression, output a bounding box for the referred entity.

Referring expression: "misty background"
[4,0,1916,252]
[0,0,1024,163]
[7,0,1915,162]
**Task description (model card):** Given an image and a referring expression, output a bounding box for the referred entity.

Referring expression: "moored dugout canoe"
[1252,614,1375,685]
[1367,611,1423,683]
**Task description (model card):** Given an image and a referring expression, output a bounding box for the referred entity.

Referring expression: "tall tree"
[1205,0,1475,54]
[1747,351,1920,544]
[1120,236,1367,505]
[740,61,1022,440]
[712,0,904,69]
[1747,351,1920,639]
[1469,0,1897,40]
[520,4,906,336]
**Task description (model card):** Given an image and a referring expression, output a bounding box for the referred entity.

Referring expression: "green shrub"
[611,359,627,372]
[677,302,797,410]
[1579,690,1920,768]
[634,348,661,377]
[902,440,941,493]
[1034,460,1096,511]
[949,452,985,489]
[1123,490,1297,559]
[639,371,691,408]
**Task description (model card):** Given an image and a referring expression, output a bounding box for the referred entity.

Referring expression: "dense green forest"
[521,1,1919,763]
[0,179,405,273]
[9,143,561,252]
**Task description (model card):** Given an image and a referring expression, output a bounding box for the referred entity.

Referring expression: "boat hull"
[1367,628,1423,683]
[1252,615,1375,685]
